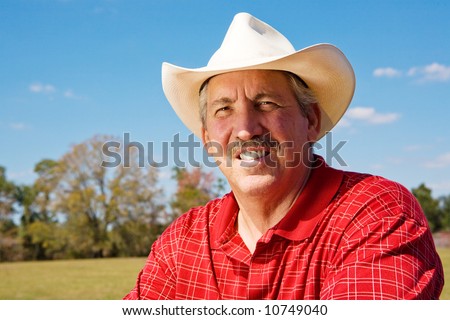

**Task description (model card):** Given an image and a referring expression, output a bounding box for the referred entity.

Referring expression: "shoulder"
[154,194,229,248]
[174,194,229,230]
[336,171,427,226]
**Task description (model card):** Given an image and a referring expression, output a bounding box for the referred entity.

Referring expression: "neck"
[234,167,311,253]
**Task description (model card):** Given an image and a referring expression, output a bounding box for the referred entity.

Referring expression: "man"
[125,12,443,299]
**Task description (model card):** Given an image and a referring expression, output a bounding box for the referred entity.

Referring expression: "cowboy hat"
[162,12,355,140]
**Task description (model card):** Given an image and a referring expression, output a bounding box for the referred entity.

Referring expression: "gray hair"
[199,71,318,129]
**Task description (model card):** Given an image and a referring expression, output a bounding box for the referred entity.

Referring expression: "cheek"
[205,120,231,156]
[268,113,308,141]
[206,120,229,141]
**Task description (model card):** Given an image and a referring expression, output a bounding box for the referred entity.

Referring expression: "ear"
[307,103,321,142]
[201,127,214,155]
[201,126,209,145]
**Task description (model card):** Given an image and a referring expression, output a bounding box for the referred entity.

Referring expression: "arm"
[321,179,444,299]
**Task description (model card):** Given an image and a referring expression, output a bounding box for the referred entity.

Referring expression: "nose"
[233,101,264,141]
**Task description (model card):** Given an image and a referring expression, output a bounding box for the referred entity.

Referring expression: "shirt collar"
[210,156,344,248]
[272,156,344,241]
[210,192,239,249]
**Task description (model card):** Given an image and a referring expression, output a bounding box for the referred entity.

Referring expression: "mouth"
[238,148,270,161]
[226,135,279,166]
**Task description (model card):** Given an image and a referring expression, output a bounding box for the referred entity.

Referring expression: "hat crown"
[208,12,296,67]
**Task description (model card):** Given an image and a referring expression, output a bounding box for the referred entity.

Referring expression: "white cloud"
[424,152,450,169]
[29,83,56,94]
[345,107,401,125]
[335,117,351,128]
[403,145,425,152]
[373,63,450,83]
[29,84,86,101]
[9,122,28,130]
[64,90,74,98]
[63,89,84,100]
[408,63,450,82]
[373,67,402,78]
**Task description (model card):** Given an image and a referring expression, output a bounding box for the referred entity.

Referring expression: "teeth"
[239,150,267,161]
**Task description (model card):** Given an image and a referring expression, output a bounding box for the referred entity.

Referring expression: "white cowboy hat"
[162,12,355,140]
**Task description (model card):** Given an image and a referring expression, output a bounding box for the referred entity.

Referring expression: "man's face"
[201,70,320,197]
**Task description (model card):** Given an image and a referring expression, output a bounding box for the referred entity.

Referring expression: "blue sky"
[1,0,449,199]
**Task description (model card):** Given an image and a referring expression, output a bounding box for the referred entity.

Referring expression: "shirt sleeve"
[123,219,180,300]
[320,178,444,300]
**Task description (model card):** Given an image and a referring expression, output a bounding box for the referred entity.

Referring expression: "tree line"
[0,135,224,262]
[1,135,449,262]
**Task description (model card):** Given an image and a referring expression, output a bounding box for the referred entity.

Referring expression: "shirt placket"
[247,253,268,299]
[246,233,277,299]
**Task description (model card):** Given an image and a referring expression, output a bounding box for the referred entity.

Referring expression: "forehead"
[207,70,291,95]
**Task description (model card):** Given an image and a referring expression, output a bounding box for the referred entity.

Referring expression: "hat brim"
[162,43,355,140]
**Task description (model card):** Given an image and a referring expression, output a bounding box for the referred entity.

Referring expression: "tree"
[439,195,450,231]
[52,135,164,258]
[15,184,41,260]
[170,166,217,218]
[107,151,166,257]
[17,160,64,260]
[0,166,16,218]
[0,166,21,261]
[412,183,442,232]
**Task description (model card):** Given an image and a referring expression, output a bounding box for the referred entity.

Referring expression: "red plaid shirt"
[125,157,444,300]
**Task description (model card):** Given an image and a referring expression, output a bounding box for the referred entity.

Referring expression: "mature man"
[125,13,443,299]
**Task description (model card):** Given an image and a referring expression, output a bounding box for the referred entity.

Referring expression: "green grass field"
[1,248,449,299]
[437,247,450,299]
[0,257,146,299]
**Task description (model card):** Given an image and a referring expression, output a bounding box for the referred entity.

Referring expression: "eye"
[257,101,280,111]
[214,106,232,118]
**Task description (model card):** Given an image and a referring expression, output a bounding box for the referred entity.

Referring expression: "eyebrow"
[210,97,235,108]
[253,93,283,101]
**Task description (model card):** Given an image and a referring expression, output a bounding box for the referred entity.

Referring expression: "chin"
[232,174,278,196]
